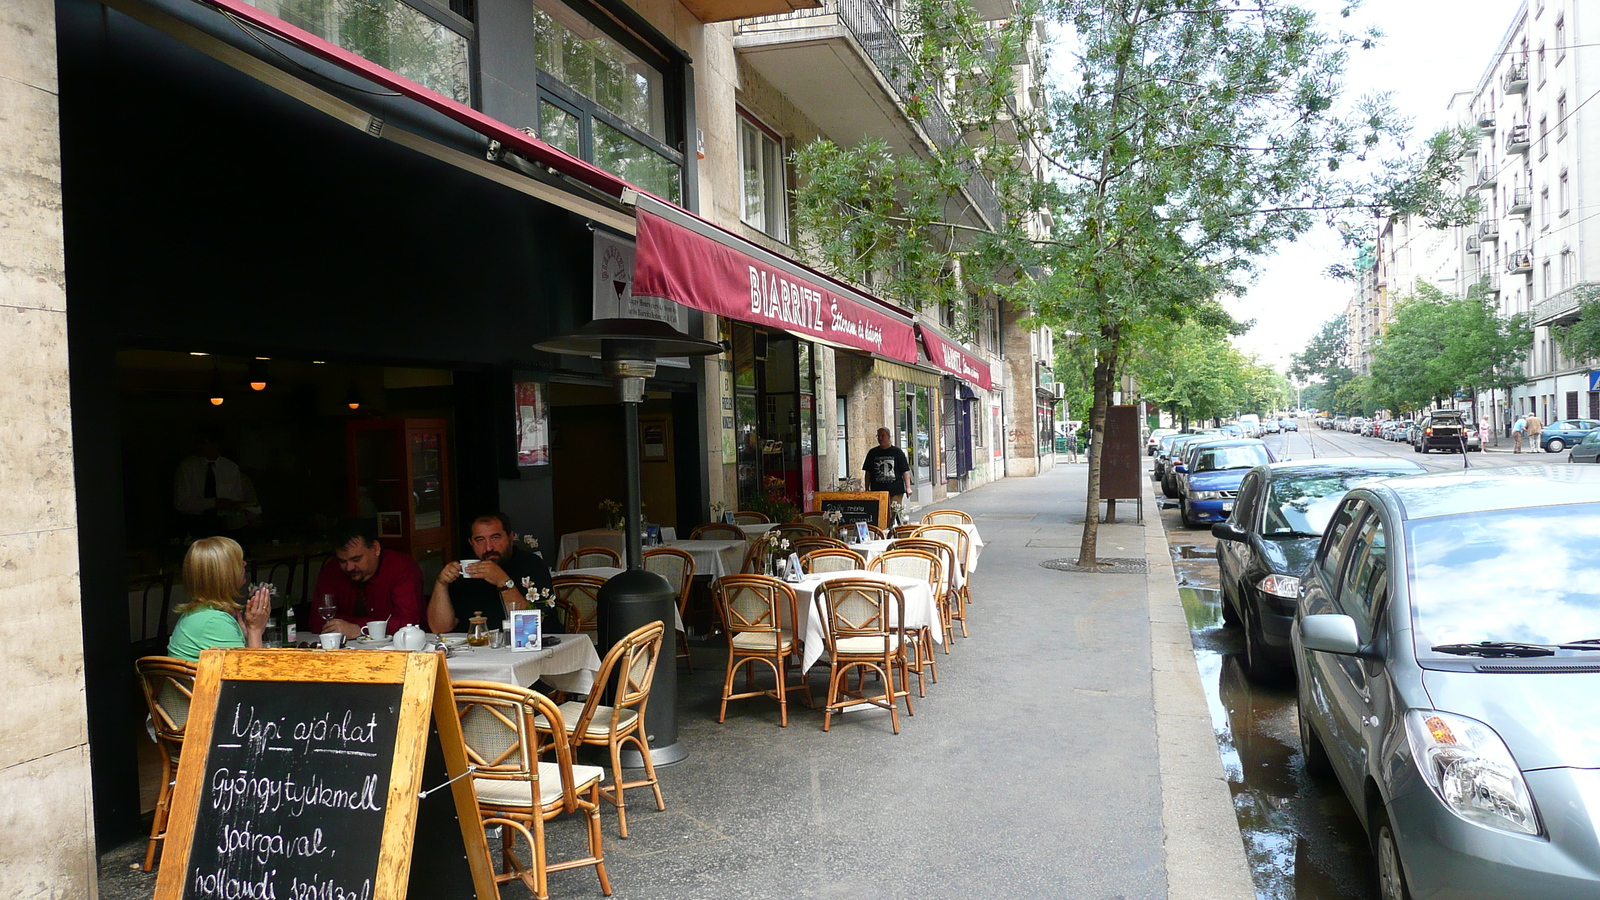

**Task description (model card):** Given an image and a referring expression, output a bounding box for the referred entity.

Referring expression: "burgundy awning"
[631,206,919,363]
[916,324,992,390]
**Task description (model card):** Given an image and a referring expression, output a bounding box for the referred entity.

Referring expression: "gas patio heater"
[535,317,723,765]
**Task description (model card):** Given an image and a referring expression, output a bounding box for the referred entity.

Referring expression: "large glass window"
[251,0,472,103]
[738,115,788,242]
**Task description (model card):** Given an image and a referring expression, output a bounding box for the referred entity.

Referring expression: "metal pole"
[620,378,644,570]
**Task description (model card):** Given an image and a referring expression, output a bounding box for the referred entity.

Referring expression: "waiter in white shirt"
[173,434,245,537]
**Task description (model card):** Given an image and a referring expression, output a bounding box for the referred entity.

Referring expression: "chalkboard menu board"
[813,491,891,529]
[154,650,494,900]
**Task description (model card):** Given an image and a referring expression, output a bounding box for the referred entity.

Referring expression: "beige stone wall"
[0,0,96,896]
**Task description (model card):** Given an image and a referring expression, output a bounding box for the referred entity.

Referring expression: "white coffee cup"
[457,559,480,576]
[361,620,388,641]
[319,632,345,650]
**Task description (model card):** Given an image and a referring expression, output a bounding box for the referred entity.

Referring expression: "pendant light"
[248,358,270,391]
[208,362,225,406]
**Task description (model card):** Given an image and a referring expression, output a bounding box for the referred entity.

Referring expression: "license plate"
[1222,502,1234,512]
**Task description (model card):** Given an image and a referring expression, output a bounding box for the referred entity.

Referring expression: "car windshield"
[1408,502,1600,654]
[1262,471,1410,536]
[1193,445,1270,472]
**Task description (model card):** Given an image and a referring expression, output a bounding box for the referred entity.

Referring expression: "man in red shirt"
[312,519,425,639]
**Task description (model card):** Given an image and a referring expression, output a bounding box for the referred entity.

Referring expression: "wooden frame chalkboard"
[154,650,496,900]
[813,491,891,530]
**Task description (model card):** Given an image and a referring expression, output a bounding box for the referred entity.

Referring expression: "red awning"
[631,206,919,363]
[916,324,992,390]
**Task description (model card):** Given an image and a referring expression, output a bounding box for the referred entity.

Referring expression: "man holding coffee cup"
[427,512,552,634]
[311,518,426,640]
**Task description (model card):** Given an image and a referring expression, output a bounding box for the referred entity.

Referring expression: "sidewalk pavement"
[96,464,1252,900]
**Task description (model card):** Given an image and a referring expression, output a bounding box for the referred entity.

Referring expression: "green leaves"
[1364,282,1530,413]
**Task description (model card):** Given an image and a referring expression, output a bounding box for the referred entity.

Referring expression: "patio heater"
[535,318,723,766]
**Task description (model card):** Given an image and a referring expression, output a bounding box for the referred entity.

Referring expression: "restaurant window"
[895,382,933,485]
[247,0,473,103]
[738,114,788,242]
[532,0,683,203]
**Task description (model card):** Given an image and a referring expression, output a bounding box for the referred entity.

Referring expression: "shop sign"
[916,325,992,390]
[593,230,684,330]
[631,211,918,362]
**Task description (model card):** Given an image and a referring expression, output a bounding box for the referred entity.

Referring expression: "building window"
[1541,186,1550,229]
[532,0,683,203]
[1562,249,1573,289]
[1539,115,1548,158]
[1558,91,1568,139]
[737,114,788,242]
[1543,260,1552,298]
[1560,169,1570,214]
[1556,15,1566,64]
[248,0,473,103]
[1538,42,1547,84]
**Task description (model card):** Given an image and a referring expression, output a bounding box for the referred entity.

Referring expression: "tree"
[1290,315,1356,412]
[1551,285,1600,363]
[1367,282,1529,415]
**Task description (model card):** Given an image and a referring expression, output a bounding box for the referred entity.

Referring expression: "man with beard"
[312,519,425,638]
[427,512,553,633]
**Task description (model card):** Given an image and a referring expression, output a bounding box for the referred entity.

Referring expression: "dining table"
[954,523,985,571]
[783,569,941,672]
[436,632,603,695]
[557,527,679,562]
[558,566,685,631]
[661,539,746,579]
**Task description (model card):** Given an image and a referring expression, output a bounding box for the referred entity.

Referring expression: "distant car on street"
[1413,409,1481,452]
[1293,466,1600,900]
[1212,457,1426,681]
[1146,428,1178,455]
[1536,418,1600,453]
[1175,439,1275,528]
[1571,430,1600,464]
[1281,418,1299,432]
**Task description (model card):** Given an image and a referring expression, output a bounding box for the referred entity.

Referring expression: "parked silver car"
[1294,466,1600,898]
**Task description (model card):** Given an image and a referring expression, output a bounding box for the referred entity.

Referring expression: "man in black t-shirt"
[427,512,553,632]
[863,427,912,500]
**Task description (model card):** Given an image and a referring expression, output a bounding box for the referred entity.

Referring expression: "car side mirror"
[1300,614,1361,655]
[1211,522,1246,541]
[1174,463,1187,474]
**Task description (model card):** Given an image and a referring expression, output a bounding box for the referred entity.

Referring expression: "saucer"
[355,635,394,647]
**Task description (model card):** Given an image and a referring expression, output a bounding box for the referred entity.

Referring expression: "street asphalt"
[97,461,1253,900]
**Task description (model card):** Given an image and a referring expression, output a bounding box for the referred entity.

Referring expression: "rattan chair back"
[888,524,923,540]
[801,548,865,574]
[814,578,912,733]
[921,510,973,525]
[559,546,621,570]
[691,522,747,541]
[642,547,695,608]
[135,656,198,871]
[871,548,944,598]
[731,510,770,525]
[790,535,846,556]
[817,578,903,649]
[714,575,793,637]
[552,574,605,641]
[569,620,667,739]
[914,525,970,569]
[893,540,956,593]
[775,522,821,539]
[797,514,832,532]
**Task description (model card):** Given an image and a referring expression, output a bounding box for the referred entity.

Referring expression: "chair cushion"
[536,700,640,738]
[730,630,794,652]
[833,635,901,655]
[474,762,605,808]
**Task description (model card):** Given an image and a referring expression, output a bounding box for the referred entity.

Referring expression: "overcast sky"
[1221,0,1523,371]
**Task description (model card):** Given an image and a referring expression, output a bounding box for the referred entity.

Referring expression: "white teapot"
[393,624,428,652]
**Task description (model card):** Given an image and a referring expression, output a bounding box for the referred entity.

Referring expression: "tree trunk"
[1077,330,1120,567]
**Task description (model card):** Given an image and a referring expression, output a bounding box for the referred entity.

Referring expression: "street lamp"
[535,317,723,766]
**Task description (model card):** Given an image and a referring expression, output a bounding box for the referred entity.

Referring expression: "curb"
[1141,475,1256,900]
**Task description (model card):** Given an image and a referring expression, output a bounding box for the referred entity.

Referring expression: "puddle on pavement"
[1175,545,1217,560]
[1179,585,1378,900]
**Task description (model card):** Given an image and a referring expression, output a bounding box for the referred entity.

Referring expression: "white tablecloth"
[739,522,779,537]
[663,539,746,579]
[557,567,685,631]
[786,570,940,672]
[440,633,603,695]
[557,527,678,562]
[956,524,985,571]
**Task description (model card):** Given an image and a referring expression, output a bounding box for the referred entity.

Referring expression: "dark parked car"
[1176,439,1275,528]
[1293,466,1600,899]
[1159,433,1219,497]
[1212,457,1426,681]
[1413,409,1481,452]
[1536,418,1600,453]
[1571,429,1600,464]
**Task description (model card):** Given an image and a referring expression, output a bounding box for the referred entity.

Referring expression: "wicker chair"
[731,511,770,525]
[893,538,961,650]
[790,535,846,557]
[453,681,611,899]
[914,524,972,628]
[774,522,821,540]
[921,510,974,526]
[643,547,695,670]
[813,578,912,733]
[870,548,943,695]
[888,524,923,540]
[713,576,807,727]
[797,513,832,532]
[801,548,866,575]
[536,621,667,838]
[558,546,621,571]
[834,522,885,541]
[552,574,606,644]
[691,522,747,541]
[739,539,768,575]
[135,656,198,872]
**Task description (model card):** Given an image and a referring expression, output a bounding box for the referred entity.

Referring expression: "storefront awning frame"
[915,323,992,390]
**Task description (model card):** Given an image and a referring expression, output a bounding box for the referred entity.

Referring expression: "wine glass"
[318,593,337,626]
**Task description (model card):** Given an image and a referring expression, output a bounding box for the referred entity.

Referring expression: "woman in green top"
[167,536,271,662]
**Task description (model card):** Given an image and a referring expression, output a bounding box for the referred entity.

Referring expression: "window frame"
[1336,509,1389,642]
[736,110,791,243]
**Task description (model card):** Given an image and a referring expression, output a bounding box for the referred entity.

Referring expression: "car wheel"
[1373,808,1413,900]
[1419,444,1429,454]
[1179,498,1194,528]
[1297,693,1333,777]
[1549,438,1565,452]
[1242,603,1278,684]
[1218,566,1241,627]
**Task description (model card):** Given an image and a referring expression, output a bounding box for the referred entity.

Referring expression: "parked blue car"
[1537,418,1600,453]
[1177,439,1275,527]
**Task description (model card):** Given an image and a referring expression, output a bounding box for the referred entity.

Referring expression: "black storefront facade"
[58,0,714,844]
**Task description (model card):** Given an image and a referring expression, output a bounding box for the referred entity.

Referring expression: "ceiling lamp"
[208,363,225,406]
[248,358,269,391]
[346,384,361,411]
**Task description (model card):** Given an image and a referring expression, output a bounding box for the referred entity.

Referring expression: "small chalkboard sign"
[154,650,495,900]
[813,491,891,530]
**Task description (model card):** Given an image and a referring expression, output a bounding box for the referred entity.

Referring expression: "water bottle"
[284,604,297,645]
[262,618,282,648]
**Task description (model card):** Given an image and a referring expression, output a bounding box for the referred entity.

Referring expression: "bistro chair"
[691,522,747,541]
[643,547,696,671]
[834,522,885,541]
[775,522,821,540]
[790,535,846,556]
[713,576,807,727]
[797,513,833,533]
[135,656,197,872]
[893,538,961,650]
[814,578,912,734]
[536,621,667,839]
[870,548,943,694]
[888,524,923,540]
[801,547,865,575]
[559,546,621,571]
[921,510,974,526]
[731,511,770,525]
[453,680,611,900]
[915,525,972,632]
[552,574,606,644]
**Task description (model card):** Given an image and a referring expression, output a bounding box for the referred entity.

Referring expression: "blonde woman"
[167,536,271,662]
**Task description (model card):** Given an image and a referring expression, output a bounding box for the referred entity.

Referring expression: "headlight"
[1191,490,1223,500]
[1404,710,1540,835]
[1256,574,1300,598]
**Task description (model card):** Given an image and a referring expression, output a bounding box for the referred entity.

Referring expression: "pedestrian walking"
[1512,416,1525,453]
[1526,412,1544,453]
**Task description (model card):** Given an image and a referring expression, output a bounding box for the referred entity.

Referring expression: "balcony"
[1507,249,1533,274]
[1466,234,1481,253]
[1478,111,1496,131]
[679,0,822,24]
[1509,186,1532,217]
[734,0,1003,228]
[1481,270,1502,294]
[1479,220,1500,241]
[1508,123,1531,154]
[1478,165,1497,188]
[1532,283,1595,327]
[1503,61,1529,94]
